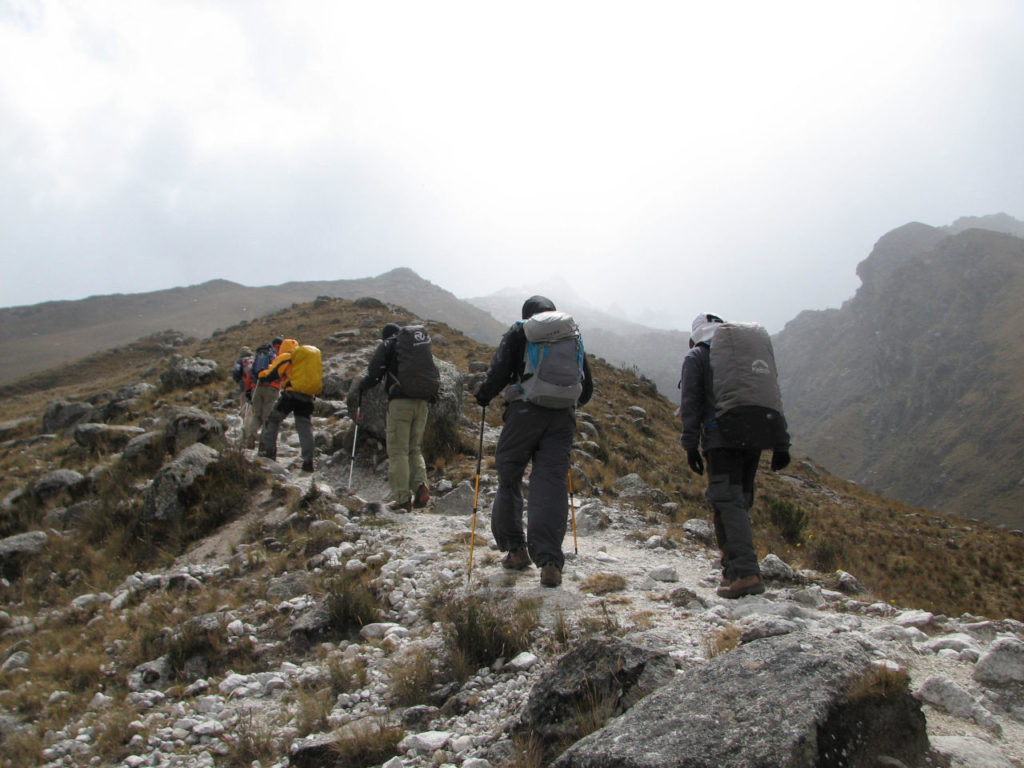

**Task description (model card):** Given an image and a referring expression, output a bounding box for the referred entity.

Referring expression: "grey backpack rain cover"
[709,322,787,449]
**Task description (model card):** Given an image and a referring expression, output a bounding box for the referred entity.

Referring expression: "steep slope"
[775,221,1024,527]
[0,269,504,383]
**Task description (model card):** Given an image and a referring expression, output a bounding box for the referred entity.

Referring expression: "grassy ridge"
[1,296,1022,620]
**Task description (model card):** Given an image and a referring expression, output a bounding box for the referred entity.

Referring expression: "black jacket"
[363,337,402,399]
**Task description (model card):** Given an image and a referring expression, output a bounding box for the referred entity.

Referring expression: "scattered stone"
[682,518,714,545]
[32,469,86,503]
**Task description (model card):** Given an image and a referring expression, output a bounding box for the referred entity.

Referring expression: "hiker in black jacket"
[474,295,593,588]
[680,313,791,599]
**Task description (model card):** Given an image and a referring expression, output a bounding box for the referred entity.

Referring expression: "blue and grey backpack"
[516,310,585,409]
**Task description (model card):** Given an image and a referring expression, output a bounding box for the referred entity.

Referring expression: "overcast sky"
[2,1,1022,332]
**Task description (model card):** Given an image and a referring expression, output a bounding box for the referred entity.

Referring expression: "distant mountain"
[0,268,505,384]
[774,215,1024,527]
[465,281,690,397]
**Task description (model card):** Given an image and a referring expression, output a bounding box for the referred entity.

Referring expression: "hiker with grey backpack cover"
[679,313,791,599]
[474,295,593,588]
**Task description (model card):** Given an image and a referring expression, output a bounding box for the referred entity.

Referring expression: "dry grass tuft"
[703,623,742,658]
[580,572,627,595]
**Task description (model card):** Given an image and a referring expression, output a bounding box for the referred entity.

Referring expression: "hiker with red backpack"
[243,338,282,449]
[474,296,593,588]
[258,338,322,473]
[358,322,440,512]
[679,313,791,599]
[231,346,256,403]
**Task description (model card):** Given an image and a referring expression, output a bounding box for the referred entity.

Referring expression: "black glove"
[474,382,489,408]
[686,448,704,476]
[771,450,791,472]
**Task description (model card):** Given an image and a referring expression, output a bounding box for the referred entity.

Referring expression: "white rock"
[894,609,934,628]
[931,735,1014,768]
[507,652,538,672]
[193,720,225,736]
[974,637,1024,685]
[399,730,452,752]
[648,566,678,582]
[361,622,403,640]
[227,619,246,636]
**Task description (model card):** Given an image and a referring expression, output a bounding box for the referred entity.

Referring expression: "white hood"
[690,313,723,346]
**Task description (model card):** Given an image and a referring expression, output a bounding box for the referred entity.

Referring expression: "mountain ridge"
[775,220,1024,527]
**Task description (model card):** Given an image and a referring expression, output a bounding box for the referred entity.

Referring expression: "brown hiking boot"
[540,565,562,588]
[388,499,413,513]
[716,574,765,599]
[413,483,430,509]
[502,547,532,570]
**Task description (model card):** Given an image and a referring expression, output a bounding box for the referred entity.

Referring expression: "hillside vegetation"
[2,296,1023,621]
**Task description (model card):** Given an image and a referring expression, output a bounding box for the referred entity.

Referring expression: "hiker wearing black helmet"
[474,295,593,588]
[359,322,439,512]
[680,313,791,599]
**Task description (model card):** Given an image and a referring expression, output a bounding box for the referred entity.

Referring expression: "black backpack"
[390,325,440,399]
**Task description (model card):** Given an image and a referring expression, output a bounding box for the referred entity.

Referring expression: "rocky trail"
[10,400,1024,768]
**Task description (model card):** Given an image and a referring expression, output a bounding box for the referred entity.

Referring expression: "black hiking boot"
[501,547,532,571]
[301,460,314,473]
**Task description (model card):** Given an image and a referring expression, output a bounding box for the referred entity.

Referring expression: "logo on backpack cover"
[751,359,771,376]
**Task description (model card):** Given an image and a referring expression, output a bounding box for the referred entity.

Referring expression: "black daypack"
[391,326,440,399]
[710,322,788,450]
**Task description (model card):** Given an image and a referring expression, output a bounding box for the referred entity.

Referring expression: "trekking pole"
[347,391,362,492]
[467,404,486,588]
[569,466,578,555]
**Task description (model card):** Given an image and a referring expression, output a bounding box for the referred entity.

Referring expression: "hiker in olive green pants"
[386,398,429,506]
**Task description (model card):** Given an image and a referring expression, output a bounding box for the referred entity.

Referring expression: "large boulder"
[164,406,222,454]
[0,531,48,580]
[72,423,147,453]
[522,636,675,744]
[552,634,931,768]
[142,443,221,522]
[160,356,218,390]
[32,469,87,504]
[345,358,465,447]
[40,400,94,433]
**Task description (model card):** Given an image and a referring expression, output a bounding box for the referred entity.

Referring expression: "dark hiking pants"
[260,391,315,463]
[706,447,762,580]
[491,401,575,570]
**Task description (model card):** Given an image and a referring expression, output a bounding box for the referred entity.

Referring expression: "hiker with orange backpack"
[258,338,322,473]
